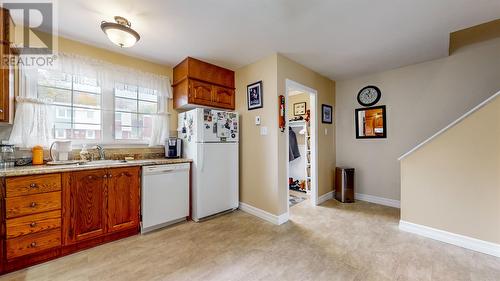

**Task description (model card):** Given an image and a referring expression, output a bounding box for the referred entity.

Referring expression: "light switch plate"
[255,116,261,125]
[325,128,328,135]
[260,126,268,136]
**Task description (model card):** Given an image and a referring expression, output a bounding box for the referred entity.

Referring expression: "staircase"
[398,90,500,257]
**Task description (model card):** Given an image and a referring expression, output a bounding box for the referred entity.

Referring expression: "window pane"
[138,101,157,114]
[73,124,101,140]
[73,108,101,124]
[54,123,71,139]
[38,86,71,105]
[54,106,72,123]
[73,76,100,93]
[115,112,138,127]
[140,127,152,139]
[116,97,137,112]
[138,114,153,128]
[115,126,140,140]
[138,88,157,102]
[115,84,137,99]
[74,92,100,108]
[38,69,72,89]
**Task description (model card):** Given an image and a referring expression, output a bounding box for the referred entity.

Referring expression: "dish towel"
[289,127,301,161]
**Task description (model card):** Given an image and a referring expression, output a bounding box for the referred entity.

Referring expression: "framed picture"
[322,104,333,124]
[355,105,387,139]
[247,81,263,110]
[293,102,306,116]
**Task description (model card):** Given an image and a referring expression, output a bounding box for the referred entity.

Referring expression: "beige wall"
[401,96,500,244]
[235,54,335,216]
[277,55,336,214]
[235,54,281,215]
[335,37,500,201]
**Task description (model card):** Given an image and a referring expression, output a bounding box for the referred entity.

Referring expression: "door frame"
[285,79,319,215]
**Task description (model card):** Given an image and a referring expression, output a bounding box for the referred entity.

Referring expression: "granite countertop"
[0,158,192,177]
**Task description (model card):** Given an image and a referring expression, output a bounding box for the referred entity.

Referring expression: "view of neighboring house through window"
[114,83,158,140]
[37,69,102,141]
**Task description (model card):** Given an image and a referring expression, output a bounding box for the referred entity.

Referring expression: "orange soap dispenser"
[32,145,44,165]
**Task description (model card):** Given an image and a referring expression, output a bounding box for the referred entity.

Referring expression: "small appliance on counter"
[48,140,74,163]
[165,137,182,158]
[0,144,15,168]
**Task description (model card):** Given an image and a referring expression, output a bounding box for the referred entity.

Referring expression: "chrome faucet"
[94,145,106,160]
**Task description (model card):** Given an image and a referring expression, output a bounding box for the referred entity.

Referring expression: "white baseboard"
[355,193,400,208]
[399,220,500,257]
[317,191,334,205]
[239,202,288,225]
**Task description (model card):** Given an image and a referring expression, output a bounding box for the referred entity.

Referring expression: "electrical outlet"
[260,126,268,136]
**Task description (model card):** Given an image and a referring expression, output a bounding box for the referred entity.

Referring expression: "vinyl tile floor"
[1,199,499,281]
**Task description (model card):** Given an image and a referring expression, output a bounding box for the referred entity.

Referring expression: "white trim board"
[399,220,500,257]
[355,193,401,208]
[398,90,500,160]
[239,202,289,225]
[317,191,334,205]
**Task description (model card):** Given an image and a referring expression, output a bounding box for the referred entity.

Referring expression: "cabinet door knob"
[30,222,37,227]
[30,202,37,208]
[30,183,37,188]
[30,242,37,248]
[103,174,108,178]
[108,174,112,178]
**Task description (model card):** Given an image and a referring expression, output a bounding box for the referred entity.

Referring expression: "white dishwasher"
[141,163,190,234]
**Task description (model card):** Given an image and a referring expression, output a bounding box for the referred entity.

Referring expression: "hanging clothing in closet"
[289,127,301,161]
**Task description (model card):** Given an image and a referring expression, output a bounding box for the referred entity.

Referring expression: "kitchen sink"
[77,160,128,166]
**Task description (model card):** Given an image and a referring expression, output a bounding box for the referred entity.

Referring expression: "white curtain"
[8,62,54,147]
[8,52,172,147]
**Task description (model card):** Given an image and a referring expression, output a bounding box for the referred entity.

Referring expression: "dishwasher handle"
[142,163,190,175]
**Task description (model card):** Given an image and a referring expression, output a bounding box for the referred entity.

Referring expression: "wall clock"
[357,86,381,107]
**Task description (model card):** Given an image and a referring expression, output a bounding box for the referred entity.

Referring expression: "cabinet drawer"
[6,174,61,197]
[6,210,61,239]
[5,192,61,218]
[6,228,61,259]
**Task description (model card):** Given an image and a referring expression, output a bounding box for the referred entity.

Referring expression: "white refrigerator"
[178,108,239,221]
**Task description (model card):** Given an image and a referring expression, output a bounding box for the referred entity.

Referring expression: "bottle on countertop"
[32,145,44,165]
[79,144,91,161]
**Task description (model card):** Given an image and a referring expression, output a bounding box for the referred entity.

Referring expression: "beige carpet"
[1,199,498,281]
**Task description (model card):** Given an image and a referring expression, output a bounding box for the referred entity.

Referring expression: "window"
[114,83,158,141]
[37,69,102,141]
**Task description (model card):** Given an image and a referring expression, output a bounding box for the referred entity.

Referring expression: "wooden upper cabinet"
[63,169,107,244]
[106,167,140,233]
[0,8,14,123]
[173,57,235,110]
[189,79,214,107]
[213,86,235,109]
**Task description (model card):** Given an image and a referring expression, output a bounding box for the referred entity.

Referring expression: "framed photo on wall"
[247,81,263,110]
[293,102,306,116]
[322,104,333,124]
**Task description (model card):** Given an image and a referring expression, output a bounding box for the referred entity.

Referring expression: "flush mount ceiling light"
[101,16,140,48]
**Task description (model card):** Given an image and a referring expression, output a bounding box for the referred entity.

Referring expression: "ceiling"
[12,0,500,80]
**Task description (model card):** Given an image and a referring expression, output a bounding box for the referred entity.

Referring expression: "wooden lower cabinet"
[1,166,141,275]
[63,167,140,245]
[106,167,140,233]
[63,169,107,244]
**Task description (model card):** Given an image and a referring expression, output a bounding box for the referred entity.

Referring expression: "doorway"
[285,79,318,213]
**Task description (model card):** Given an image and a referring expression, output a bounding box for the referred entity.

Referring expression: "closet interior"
[288,91,311,207]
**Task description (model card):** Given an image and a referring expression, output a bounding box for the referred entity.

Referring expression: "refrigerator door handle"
[200,144,205,172]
